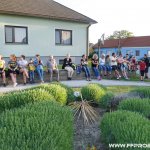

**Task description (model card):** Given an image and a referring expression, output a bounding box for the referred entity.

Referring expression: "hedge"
[118,98,150,118]
[100,111,150,150]
[34,84,67,105]
[0,101,73,150]
[81,84,106,102]
[0,89,54,113]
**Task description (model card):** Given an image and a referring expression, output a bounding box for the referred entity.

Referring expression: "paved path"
[0,79,150,93]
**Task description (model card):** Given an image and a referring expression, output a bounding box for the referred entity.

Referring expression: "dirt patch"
[74,107,106,150]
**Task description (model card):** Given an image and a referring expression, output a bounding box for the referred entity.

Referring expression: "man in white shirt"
[111,53,121,80]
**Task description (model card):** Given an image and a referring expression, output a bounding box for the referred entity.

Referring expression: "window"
[55,29,72,45]
[5,26,28,44]
[135,50,140,56]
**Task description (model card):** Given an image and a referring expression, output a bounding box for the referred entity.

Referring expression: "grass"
[106,86,138,94]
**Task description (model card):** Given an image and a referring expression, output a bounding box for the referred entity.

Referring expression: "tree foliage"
[107,30,134,40]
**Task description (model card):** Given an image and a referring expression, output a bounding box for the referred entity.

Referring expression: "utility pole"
[98,34,105,62]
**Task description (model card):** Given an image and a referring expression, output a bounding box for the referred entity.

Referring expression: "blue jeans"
[105,65,112,72]
[36,68,44,81]
[82,66,91,78]
[92,67,100,77]
[99,65,106,71]
[29,71,34,82]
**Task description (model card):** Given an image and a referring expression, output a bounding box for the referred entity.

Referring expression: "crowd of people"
[0,52,149,87]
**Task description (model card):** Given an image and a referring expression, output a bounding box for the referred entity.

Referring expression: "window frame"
[5,25,28,44]
[135,50,140,56]
[55,29,72,46]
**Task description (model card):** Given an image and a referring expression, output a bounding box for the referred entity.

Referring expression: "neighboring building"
[0,0,97,64]
[93,36,150,60]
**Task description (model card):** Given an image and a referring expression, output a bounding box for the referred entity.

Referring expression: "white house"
[0,0,97,64]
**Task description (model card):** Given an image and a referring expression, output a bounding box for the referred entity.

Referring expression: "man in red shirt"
[139,59,146,81]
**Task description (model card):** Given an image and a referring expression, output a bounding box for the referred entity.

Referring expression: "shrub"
[81,84,106,102]
[118,98,150,118]
[133,87,150,98]
[99,92,115,109]
[35,84,67,105]
[0,101,73,150]
[100,111,150,149]
[0,89,54,113]
[51,82,75,103]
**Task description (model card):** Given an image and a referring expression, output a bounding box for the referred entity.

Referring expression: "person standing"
[111,53,121,80]
[81,54,91,81]
[117,54,128,80]
[139,59,146,81]
[18,55,29,85]
[144,54,149,79]
[28,58,35,84]
[0,55,6,86]
[62,53,74,80]
[91,54,101,80]
[46,55,59,82]
[8,54,18,87]
[34,54,44,83]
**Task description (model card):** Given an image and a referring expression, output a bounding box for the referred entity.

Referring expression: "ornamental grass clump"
[99,92,115,109]
[118,98,150,118]
[0,89,54,113]
[81,84,106,103]
[36,84,67,105]
[134,87,150,98]
[0,101,73,150]
[100,111,150,149]
[51,82,75,103]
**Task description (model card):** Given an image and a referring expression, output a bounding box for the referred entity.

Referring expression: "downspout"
[86,24,91,56]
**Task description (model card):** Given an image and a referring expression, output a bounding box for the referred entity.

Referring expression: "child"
[28,58,35,84]
[139,59,146,81]
[0,55,6,86]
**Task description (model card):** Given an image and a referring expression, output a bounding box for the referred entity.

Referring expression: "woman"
[111,53,121,80]
[0,55,6,86]
[34,54,44,83]
[105,55,112,75]
[18,55,29,85]
[81,54,91,81]
[117,54,128,80]
[91,54,101,80]
[46,55,59,82]
[8,54,18,87]
[99,54,107,76]
[62,53,74,80]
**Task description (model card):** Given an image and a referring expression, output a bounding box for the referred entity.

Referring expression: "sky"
[55,0,150,43]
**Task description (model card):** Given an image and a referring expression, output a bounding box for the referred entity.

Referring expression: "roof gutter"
[86,24,91,56]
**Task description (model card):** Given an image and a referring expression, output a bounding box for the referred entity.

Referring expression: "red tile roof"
[0,0,97,24]
[93,36,150,48]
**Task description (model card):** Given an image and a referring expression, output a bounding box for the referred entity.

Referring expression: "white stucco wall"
[0,14,89,58]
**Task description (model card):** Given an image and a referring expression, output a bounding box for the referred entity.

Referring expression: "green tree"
[107,30,134,39]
